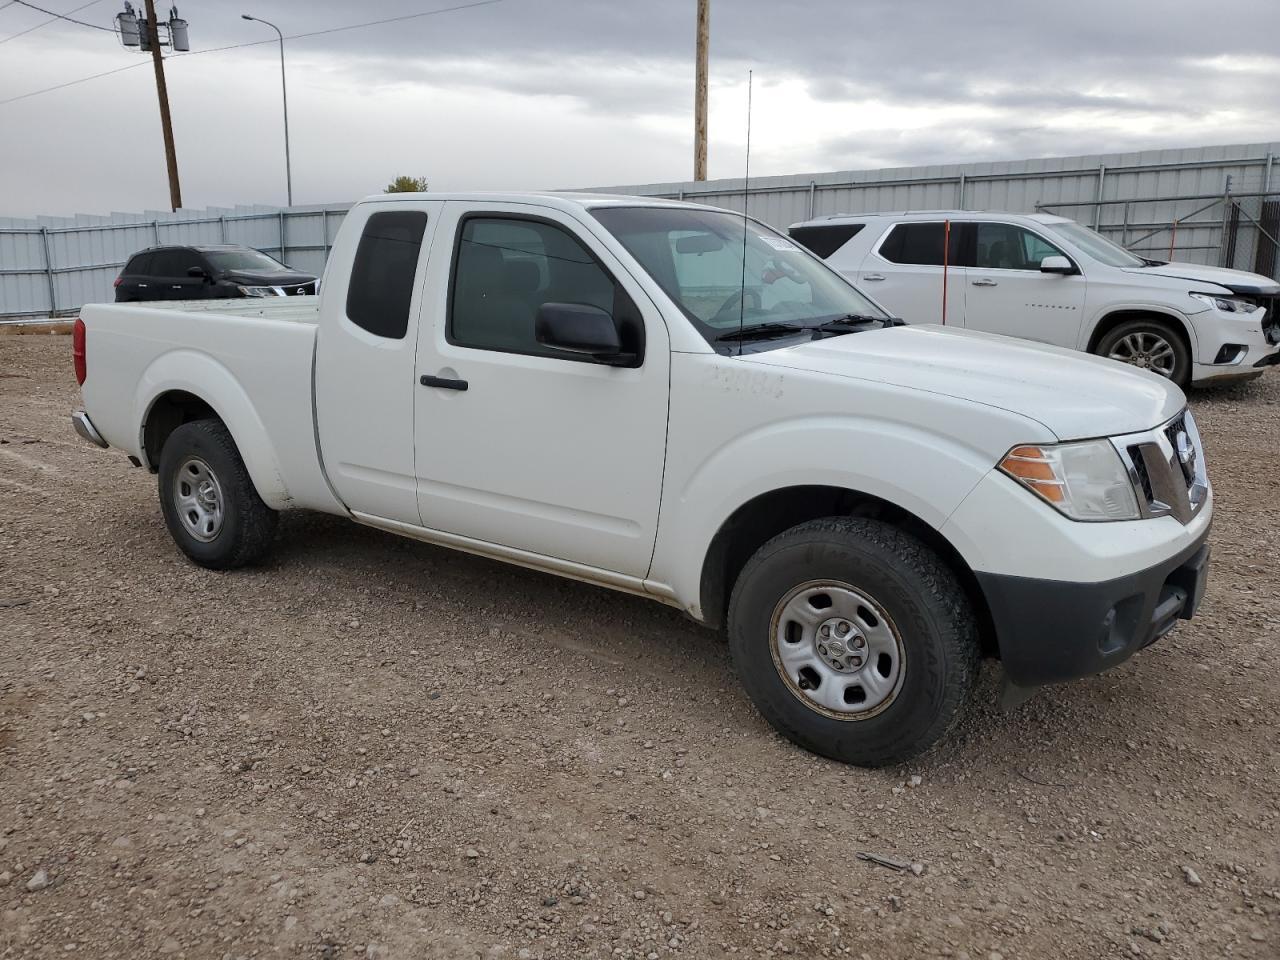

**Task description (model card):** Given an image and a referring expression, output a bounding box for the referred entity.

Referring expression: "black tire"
[1095,318,1191,387]
[158,418,278,569]
[727,517,979,767]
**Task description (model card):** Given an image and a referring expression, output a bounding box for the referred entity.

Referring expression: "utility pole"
[694,0,709,181]
[143,0,181,210]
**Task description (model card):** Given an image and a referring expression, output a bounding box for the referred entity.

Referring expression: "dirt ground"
[1,333,1277,960]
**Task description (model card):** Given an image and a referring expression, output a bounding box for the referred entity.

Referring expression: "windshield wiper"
[811,314,903,334]
[713,322,810,342]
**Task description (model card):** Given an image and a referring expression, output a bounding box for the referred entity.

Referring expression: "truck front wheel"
[727,517,979,766]
[158,418,278,569]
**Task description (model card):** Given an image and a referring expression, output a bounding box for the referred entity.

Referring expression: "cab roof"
[791,210,1075,228]
[358,191,725,214]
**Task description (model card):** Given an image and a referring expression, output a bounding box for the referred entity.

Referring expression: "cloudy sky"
[2,0,1278,218]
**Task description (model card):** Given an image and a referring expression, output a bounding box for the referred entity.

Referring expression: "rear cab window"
[346,210,429,340]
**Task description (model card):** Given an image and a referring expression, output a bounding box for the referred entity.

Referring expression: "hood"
[1122,260,1280,296]
[220,269,316,287]
[743,324,1183,440]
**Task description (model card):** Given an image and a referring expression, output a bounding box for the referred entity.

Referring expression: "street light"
[242,13,293,206]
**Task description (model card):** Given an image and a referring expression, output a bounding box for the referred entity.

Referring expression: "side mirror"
[187,266,210,280]
[1040,255,1075,275]
[535,302,634,365]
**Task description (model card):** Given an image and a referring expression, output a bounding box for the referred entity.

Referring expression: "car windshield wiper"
[811,314,903,334]
[713,322,810,342]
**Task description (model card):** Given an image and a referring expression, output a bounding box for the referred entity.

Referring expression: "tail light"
[73,317,87,385]
[113,276,123,288]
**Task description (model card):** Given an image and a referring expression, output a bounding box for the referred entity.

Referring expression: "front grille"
[1114,410,1208,525]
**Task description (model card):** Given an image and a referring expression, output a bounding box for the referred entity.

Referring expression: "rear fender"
[135,349,290,509]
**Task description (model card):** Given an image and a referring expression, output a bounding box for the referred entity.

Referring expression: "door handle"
[972,278,998,287]
[862,273,885,281]
[419,374,468,391]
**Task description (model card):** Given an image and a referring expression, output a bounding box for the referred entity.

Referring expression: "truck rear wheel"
[158,418,277,569]
[727,517,979,766]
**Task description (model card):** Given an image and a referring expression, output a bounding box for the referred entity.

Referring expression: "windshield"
[591,206,887,348]
[205,249,290,273]
[1042,219,1145,268]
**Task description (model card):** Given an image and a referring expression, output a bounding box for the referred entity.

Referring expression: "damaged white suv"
[789,210,1280,387]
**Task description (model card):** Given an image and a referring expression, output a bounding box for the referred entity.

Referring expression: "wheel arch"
[1085,307,1196,359]
[135,351,290,509]
[696,484,998,658]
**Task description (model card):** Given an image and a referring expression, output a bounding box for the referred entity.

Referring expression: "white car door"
[410,202,670,578]
[963,221,1087,347]
[314,199,444,523]
[857,221,967,325]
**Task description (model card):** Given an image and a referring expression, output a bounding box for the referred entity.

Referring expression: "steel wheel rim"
[769,580,906,720]
[173,456,225,542]
[1109,331,1176,378]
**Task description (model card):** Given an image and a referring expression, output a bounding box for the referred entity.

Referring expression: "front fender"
[650,416,1003,618]
[1084,303,1199,357]
[135,349,290,509]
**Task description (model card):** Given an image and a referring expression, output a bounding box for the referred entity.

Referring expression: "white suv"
[788,210,1280,386]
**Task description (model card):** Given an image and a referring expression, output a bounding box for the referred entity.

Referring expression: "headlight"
[999,440,1140,521]
[1189,292,1259,314]
[238,285,280,297]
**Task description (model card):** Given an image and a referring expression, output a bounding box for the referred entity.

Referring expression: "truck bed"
[125,295,321,324]
[78,296,339,513]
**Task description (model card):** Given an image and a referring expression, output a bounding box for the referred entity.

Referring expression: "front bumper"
[977,528,1210,688]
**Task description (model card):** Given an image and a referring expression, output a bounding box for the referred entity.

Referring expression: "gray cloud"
[0,0,1277,216]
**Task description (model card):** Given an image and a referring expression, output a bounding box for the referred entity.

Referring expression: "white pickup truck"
[72,192,1213,766]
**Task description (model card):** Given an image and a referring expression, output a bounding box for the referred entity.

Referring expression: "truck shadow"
[264,510,1192,779]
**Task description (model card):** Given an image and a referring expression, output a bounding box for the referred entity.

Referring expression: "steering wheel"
[765,257,806,285]
[710,288,761,325]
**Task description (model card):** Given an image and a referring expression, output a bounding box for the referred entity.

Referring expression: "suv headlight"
[238,285,280,297]
[1190,292,1259,314]
[999,440,1139,521]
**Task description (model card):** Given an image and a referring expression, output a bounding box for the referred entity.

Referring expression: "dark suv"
[114,244,318,302]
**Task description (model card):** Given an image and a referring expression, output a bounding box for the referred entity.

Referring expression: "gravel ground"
[1,333,1277,960]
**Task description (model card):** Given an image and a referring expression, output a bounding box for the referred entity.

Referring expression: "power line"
[0,0,509,104]
[3,0,112,39]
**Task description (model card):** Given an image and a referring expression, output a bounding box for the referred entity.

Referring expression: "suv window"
[449,216,631,359]
[346,210,428,340]
[151,248,204,277]
[788,223,865,259]
[974,222,1067,270]
[125,252,153,275]
[878,222,963,266]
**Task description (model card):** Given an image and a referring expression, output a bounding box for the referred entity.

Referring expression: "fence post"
[320,209,329,260]
[1121,201,1130,247]
[957,173,966,210]
[1093,164,1106,229]
[39,227,57,316]
[219,215,227,242]
[808,180,816,219]
[279,210,286,260]
[152,220,161,245]
[1265,152,1274,195]
[1218,176,1234,267]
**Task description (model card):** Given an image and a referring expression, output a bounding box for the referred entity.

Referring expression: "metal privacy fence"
[0,203,351,318]
[5,142,1280,318]
[594,141,1280,275]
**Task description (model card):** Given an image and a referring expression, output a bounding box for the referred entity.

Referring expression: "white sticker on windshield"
[759,235,795,251]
